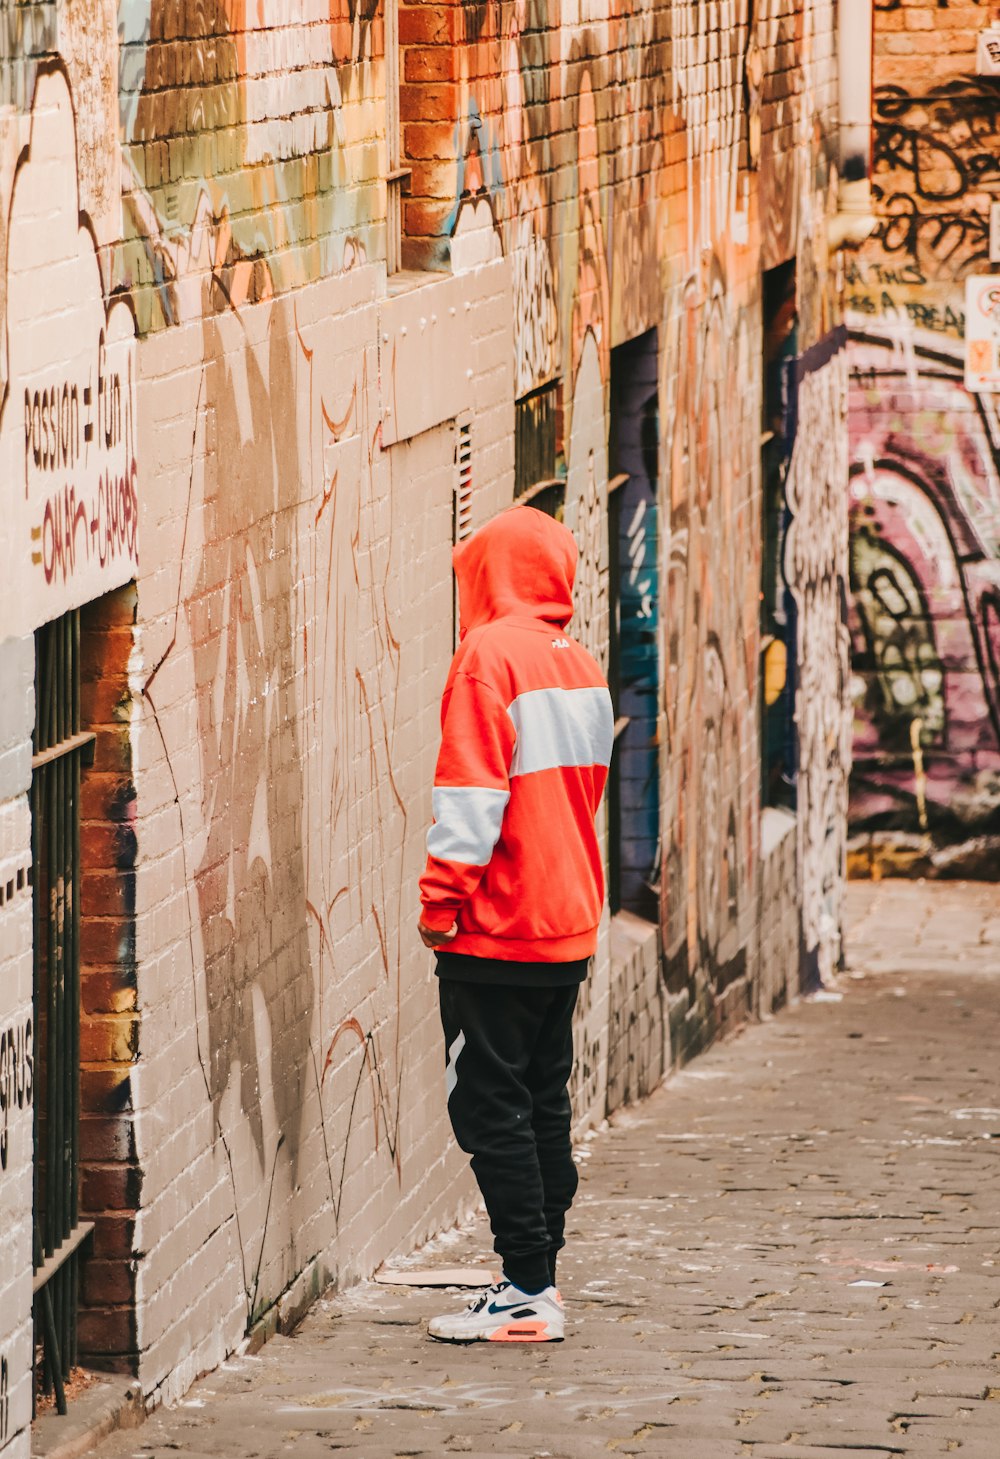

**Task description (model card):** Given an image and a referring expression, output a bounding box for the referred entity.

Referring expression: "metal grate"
[31,610,95,1414]
[514,381,560,501]
[453,422,473,646]
[455,421,473,542]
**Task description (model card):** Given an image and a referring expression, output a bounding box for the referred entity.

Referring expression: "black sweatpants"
[438,978,580,1295]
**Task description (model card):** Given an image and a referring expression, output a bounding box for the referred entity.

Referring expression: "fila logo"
[551,637,571,649]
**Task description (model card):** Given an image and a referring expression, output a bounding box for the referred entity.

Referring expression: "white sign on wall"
[964,276,1000,392]
[1,68,139,643]
[977,26,1000,76]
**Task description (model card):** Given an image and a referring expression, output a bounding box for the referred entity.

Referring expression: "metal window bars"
[31,610,95,1414]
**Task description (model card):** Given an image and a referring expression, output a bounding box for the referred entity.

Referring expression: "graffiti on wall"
[844,256,965,339]
[610,331,661,919]
[511,225,560,398]
[0,0,848,1386]
[117,0,384,335]
[300,336,408,1212]
[848,326,1000,842]
[0,0,427,1351]
[872,80,1000,282]
[137,274,415,1319]
[185,306,316,1210]
[0,1352,8,1448]
[0,1015,32,1174]
[827,49,1000,859]
[564,326,612,1125]
[0,64,139,637]
[846,77,1000,338]
[757,0,801,268]
[442,0,672,395]
[784,338,851,984]
[662,262,760,1028]
[672,0,749,250]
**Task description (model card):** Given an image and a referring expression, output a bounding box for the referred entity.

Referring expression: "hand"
[418,918,458,949]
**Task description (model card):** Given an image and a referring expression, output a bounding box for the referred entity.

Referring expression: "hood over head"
[454,505,577,637]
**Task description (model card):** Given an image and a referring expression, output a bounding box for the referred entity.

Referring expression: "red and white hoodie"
[419,505,614,962]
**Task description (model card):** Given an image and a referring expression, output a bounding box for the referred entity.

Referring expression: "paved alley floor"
[99,881,999,1459]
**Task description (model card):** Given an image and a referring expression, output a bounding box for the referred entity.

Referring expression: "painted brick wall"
[756,806,799,1016]
[846,0,1000,871]
[0,635,35,1459]
[117,0,388,335]
[401,0,846,1041]
[0,0,849,1427]
[125,258,518,1402]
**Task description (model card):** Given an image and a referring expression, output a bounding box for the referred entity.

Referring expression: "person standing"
[418,505,614,1343]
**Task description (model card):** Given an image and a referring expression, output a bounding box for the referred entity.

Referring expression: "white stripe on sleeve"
[426,785,510,865]
[507,685,614,778]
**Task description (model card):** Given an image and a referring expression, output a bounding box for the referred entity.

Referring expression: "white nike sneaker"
[427,1279,565,1343]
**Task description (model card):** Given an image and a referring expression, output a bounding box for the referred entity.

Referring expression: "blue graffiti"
[611,331,661,918]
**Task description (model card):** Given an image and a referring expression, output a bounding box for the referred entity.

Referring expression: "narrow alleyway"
[94,883,999,1459]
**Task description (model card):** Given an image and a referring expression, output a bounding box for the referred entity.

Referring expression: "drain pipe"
[829,0,877,250]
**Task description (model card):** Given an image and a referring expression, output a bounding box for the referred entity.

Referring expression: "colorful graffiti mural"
[661,262,761,1019]
[784,335,851,982]
[846,22,1000,860]
[848,328,1000,843]
[116,0,385,334]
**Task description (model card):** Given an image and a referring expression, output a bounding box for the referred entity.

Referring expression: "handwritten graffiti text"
[39,465,139,586]
[0,1015,33,1173]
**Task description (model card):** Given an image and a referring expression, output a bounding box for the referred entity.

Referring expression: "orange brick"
[82,867,135,920]
[81,675,132,725]
[81,916,132,966]
[398,5,458,47]
[403,47,458,83]
[399,83,457,124]
[79,1013,139,1065]
[403,198,451,237]
[81,965,137,1016]
[403,121,456,161]
[81,771,135,822]
[405,159,457,200]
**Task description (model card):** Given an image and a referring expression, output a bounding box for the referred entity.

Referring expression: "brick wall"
[756,807,800,1016]
[607,913,667,1112]
[0,0,849,1422]
[0,637,34,1459]
[117,1,388,334]
[77,588,141,1372]
[847,0,1000,870]
[125,260,518,1403]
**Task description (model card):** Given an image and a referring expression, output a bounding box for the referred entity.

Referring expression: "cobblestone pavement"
[99,881,999,1459]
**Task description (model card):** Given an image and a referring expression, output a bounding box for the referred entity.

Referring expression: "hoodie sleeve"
[419,670,516,931]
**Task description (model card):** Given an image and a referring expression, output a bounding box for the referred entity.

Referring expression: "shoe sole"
[429,1322,564,1344]
[489,1322,561,1342]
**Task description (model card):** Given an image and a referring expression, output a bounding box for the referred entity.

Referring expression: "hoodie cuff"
[419,903,460,933]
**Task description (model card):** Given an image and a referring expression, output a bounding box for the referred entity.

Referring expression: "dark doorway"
[608,331,661,921]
